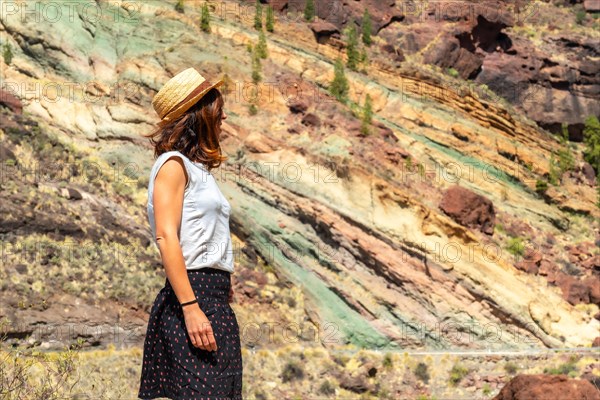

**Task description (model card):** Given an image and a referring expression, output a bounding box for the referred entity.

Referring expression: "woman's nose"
[222,111,227,120]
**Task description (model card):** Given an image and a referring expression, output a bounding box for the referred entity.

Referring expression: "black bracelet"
[180,298,198,307]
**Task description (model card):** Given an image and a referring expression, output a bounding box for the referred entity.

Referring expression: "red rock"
[556,273,592,305]
[301,112,321,127]
[0,89,23,115]
[494,374,600,400]
[309,20,340,44]
[584,0,600,12]
[439,185,496,235]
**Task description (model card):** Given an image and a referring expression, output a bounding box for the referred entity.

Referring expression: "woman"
[137,68,243,400]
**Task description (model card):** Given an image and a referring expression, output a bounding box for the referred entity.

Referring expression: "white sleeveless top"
[147,150,234,273]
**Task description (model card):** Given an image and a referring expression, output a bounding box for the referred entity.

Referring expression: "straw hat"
[152,67,224,126]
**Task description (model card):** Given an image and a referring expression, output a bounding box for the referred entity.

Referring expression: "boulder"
[301,112,321,127]
[584,0,600,12]
[308,20,340,44]
[0,89,23,115]
[493,374,600,400]
[439,185,496,235]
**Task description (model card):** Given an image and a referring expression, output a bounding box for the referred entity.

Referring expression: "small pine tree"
[251,47,262,84]
[175,0,184,13]
[329,57,349,104]
[345,24,360,71]
[256,29,268,59]
[583,115,600,175]
[248,85,259,115]
[3,42,13,65]
[360,94,373,135]
[360,47,368,64]
[254,0,262,30]
[362,9,372,46]
[266,5,274,32]
[304,0,315,22]
[200,2,211,33]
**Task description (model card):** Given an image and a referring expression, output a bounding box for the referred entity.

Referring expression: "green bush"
[449,363,469,386]
[175,0,184,13]
[3,42,14,65]
[414,362,430,383]
[447,67,459,78]
[506,236,525,258]
[318,379,336,395]
[543,355,578,375]
[504,361,518,374]
[281,360,304,382]
[535,179,548,196]
[382,353,393,369]
[575,9,587,25]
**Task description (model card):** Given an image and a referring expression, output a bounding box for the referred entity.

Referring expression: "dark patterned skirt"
[138,267,243,400]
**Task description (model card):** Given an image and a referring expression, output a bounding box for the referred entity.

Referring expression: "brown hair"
[144,88,227,171]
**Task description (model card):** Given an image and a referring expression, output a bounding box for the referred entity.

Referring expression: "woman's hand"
[182,305,217,352]
[228,286,234,303]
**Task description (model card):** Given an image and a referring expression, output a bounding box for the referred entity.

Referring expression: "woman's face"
[220,109,227,125]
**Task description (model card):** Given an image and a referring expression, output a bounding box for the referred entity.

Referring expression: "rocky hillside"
[1,0,599,398]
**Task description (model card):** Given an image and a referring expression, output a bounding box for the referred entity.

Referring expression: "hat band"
[163,78,216,120]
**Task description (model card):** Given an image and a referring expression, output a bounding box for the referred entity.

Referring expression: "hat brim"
[158,79,225,126]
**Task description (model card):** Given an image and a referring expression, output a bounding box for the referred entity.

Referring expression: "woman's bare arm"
[153,156,196,304]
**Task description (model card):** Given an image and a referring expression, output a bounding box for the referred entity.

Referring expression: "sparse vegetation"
[0,319,85,399]
[548,151,560,185]
[506,236,526,259]
[281,360,305,382]
[535,179,548,197]
[175,0,184,13]
[2,41,14,65]
[543,355,578,376]
[382,353,393,369]
[483,382,492,395]
[318,379,336,395]
[557,123,575,175]
[447,67,460,78]
[504,361,518,374]
[414,362,430,384]
[449,363,469,386]
[575,9,587,25]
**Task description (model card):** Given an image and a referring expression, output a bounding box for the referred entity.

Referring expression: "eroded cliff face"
[0,0,598,356]
[268,0,600,139]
